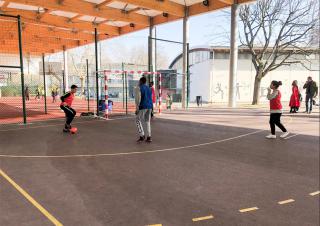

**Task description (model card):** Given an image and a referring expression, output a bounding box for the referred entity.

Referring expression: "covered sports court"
[0,108,319,225]
[0,0,319,226]
[0,0,249,124]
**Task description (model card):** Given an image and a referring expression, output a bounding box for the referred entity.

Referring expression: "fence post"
[187,43,190,108]
[158,73,162,114]
[122,62,125,109]
[86,59,89,112]
[62,69,65,94]
[17,15,27,124]
[125,71,128,115]
[42,54,47,114]
[95,28,99,116]
[104,72,109,119]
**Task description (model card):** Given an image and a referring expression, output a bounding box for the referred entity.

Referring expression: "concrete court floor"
[0,107,319,226]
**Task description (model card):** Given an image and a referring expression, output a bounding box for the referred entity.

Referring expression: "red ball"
[70,127,78,134]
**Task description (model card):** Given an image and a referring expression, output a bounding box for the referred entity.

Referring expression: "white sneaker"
[280,132,290,138]
[266,134,276,139]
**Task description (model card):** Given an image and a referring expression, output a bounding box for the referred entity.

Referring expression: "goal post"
[95,70,162,118]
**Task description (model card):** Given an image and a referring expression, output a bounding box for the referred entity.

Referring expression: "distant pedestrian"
[166,93,172,110]
[196,96,202,107]
[303,76,318,114]
[236,82,241,100]
[24,86,30,101]
[266,81,289,139]
[289,80,300,113]
[35,87,40,100]
[41,87,45,100]
[52,88,57,103]
[135,77,153,143]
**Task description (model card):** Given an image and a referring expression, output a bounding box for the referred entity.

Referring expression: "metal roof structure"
[0,0,253,55]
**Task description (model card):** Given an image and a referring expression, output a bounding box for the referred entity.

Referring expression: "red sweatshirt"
[60,92,74,107]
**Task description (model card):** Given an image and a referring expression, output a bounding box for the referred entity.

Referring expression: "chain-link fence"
[0,15,25,125]
[1,15,172,125]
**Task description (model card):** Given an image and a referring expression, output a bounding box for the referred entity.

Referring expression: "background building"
[169,46,320,103]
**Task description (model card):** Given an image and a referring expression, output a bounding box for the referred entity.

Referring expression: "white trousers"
[136,109,152,137]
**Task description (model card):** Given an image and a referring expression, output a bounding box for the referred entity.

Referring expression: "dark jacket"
[303,81,318,97]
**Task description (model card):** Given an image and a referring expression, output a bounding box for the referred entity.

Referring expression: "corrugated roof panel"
[50,10,78,18]
[170,0,204,6]
[105,21,129,27]
[107,1,137,10]
[79,15,106,22]
[82,0,105,4]
[7,2,44,12]
[136,9,162,17]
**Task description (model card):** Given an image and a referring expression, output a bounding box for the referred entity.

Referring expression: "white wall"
[190,59,213,102]
[201,57,320,103]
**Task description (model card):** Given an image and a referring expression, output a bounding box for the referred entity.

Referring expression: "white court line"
[0,116,134,132]
[284,134,300,140]
[0,130,264,159]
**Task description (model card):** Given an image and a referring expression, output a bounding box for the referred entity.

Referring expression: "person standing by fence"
[35,86,40,100]
[52,87,57,103]
[24,86,30,101]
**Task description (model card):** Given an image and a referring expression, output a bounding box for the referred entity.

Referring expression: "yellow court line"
[147,224,162,226]
[278,199,295,205]
[192,215,214,222]
[239,207,259,213]
[0,169,63,226]
[309,191,320,196]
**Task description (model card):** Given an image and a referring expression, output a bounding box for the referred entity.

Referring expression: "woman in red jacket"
[289,80,300,113]
[266,81,289,139]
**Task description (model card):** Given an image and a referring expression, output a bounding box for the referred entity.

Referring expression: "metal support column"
[62,70,65,94]
[125,71,128,115]
[86,59,89,112]
[186,43,190,108]
[63,46,69,91]
[182,7,189,109]
[228,3,239,108]
[18,15,27,124]
[42,54,47,114]
[95,28,99,115]
[148,18,156,82]
[122,62,125,108]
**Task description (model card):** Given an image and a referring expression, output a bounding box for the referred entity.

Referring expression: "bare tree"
[239,0,319,104]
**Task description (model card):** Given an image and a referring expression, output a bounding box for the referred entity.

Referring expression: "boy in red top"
[60,85,78,132]
[266,81,289,139]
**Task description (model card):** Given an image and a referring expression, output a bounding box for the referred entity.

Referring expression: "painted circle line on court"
[0,116,134,132]
[0,130,264,158]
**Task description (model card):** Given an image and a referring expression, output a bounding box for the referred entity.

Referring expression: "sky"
[101,9,231,68]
